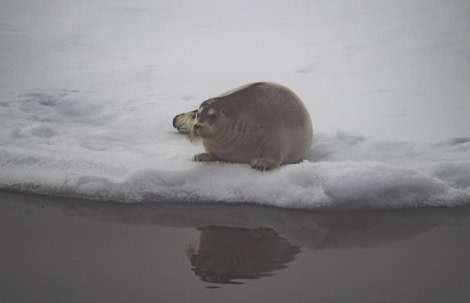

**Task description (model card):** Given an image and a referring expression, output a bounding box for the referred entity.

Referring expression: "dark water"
[1,191,470,303]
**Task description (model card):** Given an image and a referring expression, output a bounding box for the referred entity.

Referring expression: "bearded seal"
[173,82,313,171]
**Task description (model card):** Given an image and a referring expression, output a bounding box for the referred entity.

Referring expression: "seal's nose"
[193,124,201,130]
[172,114,181,128]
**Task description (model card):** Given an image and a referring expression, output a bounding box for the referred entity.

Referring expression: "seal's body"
[173,82,313,171]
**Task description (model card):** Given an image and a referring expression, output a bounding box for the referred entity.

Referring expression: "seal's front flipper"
[192,153,218,162]
[250,158,279,171]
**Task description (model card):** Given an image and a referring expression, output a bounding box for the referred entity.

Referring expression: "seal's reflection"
[187,225,300,284]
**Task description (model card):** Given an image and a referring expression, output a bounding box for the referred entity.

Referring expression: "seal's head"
[189,99,231,142]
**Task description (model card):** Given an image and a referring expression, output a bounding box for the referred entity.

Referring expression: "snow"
[1,0,469,210]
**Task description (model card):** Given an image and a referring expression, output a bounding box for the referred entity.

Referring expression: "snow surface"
[1,0,469,210]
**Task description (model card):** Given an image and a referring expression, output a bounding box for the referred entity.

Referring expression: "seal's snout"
[193,123,201,130]
[172,114,180,128]
[173,110,198,134]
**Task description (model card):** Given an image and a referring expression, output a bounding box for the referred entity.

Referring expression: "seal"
[173,82,313,171]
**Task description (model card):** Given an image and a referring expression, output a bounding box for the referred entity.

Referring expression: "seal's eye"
[220,109,226,116]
